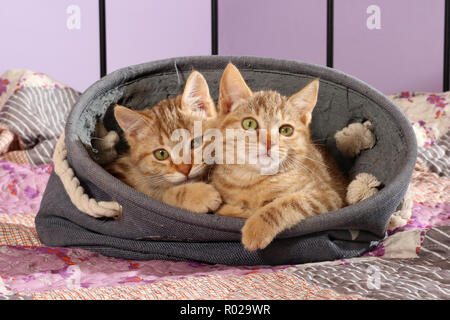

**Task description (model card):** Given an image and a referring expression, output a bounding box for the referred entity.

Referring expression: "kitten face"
[126,105,209,184]
[217,63,319,174]
[113,70,216,187]
[218,91,306,172]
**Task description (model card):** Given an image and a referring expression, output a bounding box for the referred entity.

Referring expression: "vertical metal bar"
[327,0,334,68]
[211,0,218,55]
[99,0,107,77]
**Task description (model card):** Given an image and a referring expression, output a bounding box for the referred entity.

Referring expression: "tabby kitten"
[106,70,222,214]
[211,63,349,250]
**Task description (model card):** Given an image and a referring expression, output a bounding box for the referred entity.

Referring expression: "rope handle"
[53,132,122,218]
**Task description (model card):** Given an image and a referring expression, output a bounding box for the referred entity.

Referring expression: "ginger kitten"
[211,63,349,250]
[106,71,221,214]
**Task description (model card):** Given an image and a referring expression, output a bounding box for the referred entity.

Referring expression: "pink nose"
[176,163,192,176]
[262,134,273,154]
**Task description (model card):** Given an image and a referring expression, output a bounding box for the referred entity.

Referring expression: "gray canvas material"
[35,56,417,266]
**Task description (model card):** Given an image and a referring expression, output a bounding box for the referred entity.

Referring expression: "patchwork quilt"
[0,70,448,300]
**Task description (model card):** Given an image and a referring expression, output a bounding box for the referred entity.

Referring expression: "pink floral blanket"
[0,70,448,300]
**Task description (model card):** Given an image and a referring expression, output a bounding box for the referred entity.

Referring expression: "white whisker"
[302,155,329,168]
[281,155,326,184]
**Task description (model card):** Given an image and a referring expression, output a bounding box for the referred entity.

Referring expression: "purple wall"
[0,1,446,94]
[106,0,211,73]
[0,0,99,92]
[219,0,327,66]
[334,0,445,94]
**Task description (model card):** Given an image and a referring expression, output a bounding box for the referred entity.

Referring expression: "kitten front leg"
[241,190,343,250]
[162,182,222,214]
[89,122,119,165]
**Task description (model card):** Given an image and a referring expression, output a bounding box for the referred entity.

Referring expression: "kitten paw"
[335,121,376,158]
[90,122,119,165]
[346,172,381,205]
[241,214,276,251]
[164,182,222,214]
[215,204,252,218]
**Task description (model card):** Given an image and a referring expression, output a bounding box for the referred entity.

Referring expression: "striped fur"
[105,71,222,214]
[212,63,348,250]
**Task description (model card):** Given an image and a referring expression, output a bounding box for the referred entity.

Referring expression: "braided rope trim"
[52,133,121,218]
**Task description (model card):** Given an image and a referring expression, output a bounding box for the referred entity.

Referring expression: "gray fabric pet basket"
[35,56,417,266]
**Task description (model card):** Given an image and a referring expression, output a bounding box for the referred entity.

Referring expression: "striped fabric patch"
[418,131,450,178]
[288,227,450,300]
[419,226,450,262]
[0,87,80,165]
[31,272,363,300]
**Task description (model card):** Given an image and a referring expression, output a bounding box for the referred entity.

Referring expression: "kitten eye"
[279,125,294,136]
[242,117,258,130]
[154,149,169,160]
[191,136,203,149]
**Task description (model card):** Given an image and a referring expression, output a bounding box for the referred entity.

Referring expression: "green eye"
[242,118,258,130]
[191,136,203,149]
[279,125,294,136]
[154,149,169,160]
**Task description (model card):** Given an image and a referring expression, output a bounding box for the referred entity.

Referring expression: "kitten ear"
[181,70,216,118]
[287,78,320,126]
[218,62,252,114]
[114,105,149,139]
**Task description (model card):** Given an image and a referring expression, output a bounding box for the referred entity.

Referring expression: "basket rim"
[65,55,417,238]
